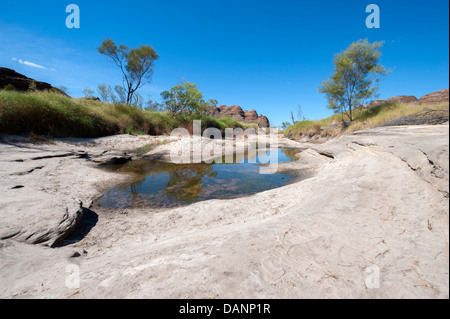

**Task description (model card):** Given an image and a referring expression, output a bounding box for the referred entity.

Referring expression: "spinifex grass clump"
[0,90,254,138]
[0,91,118,137]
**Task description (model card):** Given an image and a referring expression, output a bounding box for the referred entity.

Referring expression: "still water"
[99,149,300,209]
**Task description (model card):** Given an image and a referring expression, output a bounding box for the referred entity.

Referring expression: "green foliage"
[48,87,70,96]
[161,82,208,116]
[56,85,70,95]
[202,99,219,116]
[114,85,126,104]
[28,81,37,92]
[145,99,164,112]
[280,122,291,130]
[0,91,252,138]
[284,120,325,139]
[284,100,449,139]
[318,39,388,121]
[2,84,16,91]
[217,117,248,129]
[133,92,144,108]
[354,102,400,121]
[97,84,115,102]
[83,87,95,97]
[284,120,315,136]
[98,38,159,105]
[0,91,117,137]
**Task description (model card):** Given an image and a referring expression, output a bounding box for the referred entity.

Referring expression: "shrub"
[2,84,16,91]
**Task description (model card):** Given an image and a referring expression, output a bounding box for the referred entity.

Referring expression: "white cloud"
[11,57,48,70]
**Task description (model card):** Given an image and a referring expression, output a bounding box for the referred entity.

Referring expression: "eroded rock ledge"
[0,125,448,299]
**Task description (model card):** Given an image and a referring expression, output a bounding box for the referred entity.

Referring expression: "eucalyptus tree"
[319,39,388,121]
[98,39,159,106]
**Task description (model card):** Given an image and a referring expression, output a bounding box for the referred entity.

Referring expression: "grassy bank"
[285,101,449,139]
[0,91,255,138]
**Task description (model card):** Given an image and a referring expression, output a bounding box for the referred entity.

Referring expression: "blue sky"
[0,0,448,127]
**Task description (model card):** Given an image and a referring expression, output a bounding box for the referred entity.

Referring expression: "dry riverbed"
[0,125,448,299]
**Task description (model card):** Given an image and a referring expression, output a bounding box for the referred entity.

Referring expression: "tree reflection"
[163,163,217,201]
[282,149,300,160]
[100,152,299,209]
[129,177,146,207]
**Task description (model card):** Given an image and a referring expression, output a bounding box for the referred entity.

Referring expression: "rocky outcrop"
[386,95,419,104]
[256,115,270,128]
[244,109,258,122]
[381,109,449,126]
[92,153,132,165]
[0,67,68,96]
[225,105,246,122]
[365,100,386,109]
[81,96,101,102]
[212,105,270,127]
[0,194,84,247]
[365,96,418,109]
[364,89,448,109]
[419,89,449,104]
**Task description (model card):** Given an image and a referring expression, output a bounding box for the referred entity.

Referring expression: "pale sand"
[0,125,448,299]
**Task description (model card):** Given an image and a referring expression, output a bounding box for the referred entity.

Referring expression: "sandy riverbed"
[0,125,448,299]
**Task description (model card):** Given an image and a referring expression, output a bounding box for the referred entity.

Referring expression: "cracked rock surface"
[0,126,448,299]
[0,134,172,246]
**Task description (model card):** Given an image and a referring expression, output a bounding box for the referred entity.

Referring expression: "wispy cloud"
[11,57,50,70]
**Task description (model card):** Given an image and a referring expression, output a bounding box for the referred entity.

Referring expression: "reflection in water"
[281,149,301,161]
[164,164,217,201]
[100,149,301,209]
